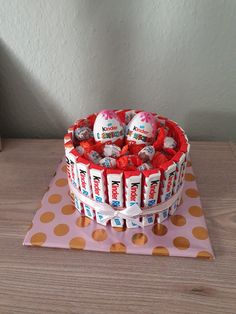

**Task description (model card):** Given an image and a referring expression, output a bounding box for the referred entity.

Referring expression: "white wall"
[0,0,236,140]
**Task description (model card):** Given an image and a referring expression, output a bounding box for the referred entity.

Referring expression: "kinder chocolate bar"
[64,140,74,181]
[124,171,142,228]
[77,157,94,219]
[142,169,161,226]
[176,141,190,206]
[107,169,124,227]
[68,148,83,212]
[169,151,186,215]
[64,132,73,144]
[90,165,107,226]
[158,161,176,223]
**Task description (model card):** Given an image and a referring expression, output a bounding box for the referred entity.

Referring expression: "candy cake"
[64,109,190,228]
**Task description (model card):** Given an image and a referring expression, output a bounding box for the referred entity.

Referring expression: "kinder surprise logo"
[94,110,124,144]
[127,112,157,145]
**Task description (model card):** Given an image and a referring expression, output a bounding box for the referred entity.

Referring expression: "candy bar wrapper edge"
[68,148,83,212]
[142,169,161,226]
[106,169,124,227]
[177,141,191,205]
[77,158,94,219]
[158,161,176,223]
[169,151,186,215]
[90,165,107,226]
[124,171,142,228]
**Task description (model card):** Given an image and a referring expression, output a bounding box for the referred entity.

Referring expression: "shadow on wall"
[0,40,66,138]
[185,110,236,141]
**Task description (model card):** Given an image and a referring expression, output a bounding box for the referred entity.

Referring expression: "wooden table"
[0,139,236,314]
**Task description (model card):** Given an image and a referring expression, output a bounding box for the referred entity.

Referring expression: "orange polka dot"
[132,233,148,246]
[48,194,62,204]
[170,215,186,227]
[185,173,195,181]
[185,188,199,198]
[61,165,67,173]
[40,211,55,223]
[152,246,169,256]
[188,206,203,217]
[113,226,127,232]
[54,224,70,236]
[196,251,213,259]
[55,178,68,187]
[92,229,108,241]
[30,232,47,246]
[61,204,76,215]
[152,223,168,236]
[110,242,127,253]
[192,226,208,240]
[173,236,190,250]
[69,237,86,250]
[187,160,192,167]
[76,216,91,227]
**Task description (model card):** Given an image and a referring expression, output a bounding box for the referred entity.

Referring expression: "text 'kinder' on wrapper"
[159,160,176,223]
[77,157,94,219]
[142,169,161,226]
[107,169,124,227]
[124,171,142,228]
[169,151,186,215]
[90,165,107,226]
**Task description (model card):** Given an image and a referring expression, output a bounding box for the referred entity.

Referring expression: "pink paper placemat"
[23,158,214,259]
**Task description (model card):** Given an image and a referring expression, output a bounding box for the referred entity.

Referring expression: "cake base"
[23,158,214,259]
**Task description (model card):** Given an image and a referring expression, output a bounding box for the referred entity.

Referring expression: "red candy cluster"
[73,110,179,170]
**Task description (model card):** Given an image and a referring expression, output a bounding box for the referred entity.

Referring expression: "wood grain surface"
[0,139,236,314]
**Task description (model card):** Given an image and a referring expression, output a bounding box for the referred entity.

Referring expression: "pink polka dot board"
[23,158,214,259]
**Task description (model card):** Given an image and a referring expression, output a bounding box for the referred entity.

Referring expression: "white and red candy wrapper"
[142,169,161,226]
[107,169,124,227]
[124,171,142,228]
[90,165,107,225]
[99,157,117,168]
[75,126,92,141]
[138,145,155,162]
[103,144,121,158]
[77,158,94,219]
[64,110,190,228]
[158,160,176,223]
[93,110,124,145]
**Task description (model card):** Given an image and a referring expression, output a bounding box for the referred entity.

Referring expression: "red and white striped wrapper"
[90,165,107,226]
[142,169,161,226]
[106,169,124,227]
[124,171,142,228]
[77,157,94,219]
[169,151,186,215]
[158,161,176,223]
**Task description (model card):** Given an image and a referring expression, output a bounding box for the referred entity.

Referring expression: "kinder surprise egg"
[93,110,124,144]
[127,111,157,145]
